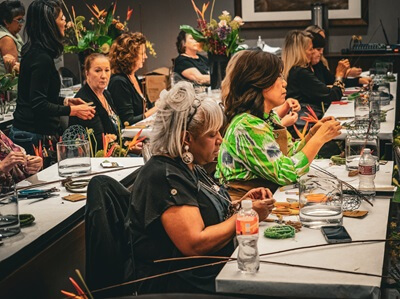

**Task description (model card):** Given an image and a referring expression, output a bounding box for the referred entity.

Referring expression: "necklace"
[195,166,237,219]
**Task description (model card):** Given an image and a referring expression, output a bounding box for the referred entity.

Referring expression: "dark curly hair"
[176,30,187,54]
[109,32,146,75]
[0,0,25,26]
[222,50,283,123]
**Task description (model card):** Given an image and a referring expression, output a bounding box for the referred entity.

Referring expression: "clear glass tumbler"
[57,140,91,177]
[0,180,20,238]
[299,175,343,229]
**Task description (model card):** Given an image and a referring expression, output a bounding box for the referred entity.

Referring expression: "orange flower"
[126,6,133,21]
[115,22,125,31]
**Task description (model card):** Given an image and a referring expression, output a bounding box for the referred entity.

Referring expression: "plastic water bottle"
[257,36,264,50]
[236,199,259,273]
[358,148,376,199]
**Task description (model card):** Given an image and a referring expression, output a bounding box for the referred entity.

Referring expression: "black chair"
[85,174,137,297]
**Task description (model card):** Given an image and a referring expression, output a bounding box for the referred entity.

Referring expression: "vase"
[208,53,230,90]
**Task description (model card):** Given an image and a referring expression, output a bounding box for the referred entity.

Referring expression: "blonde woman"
[282,30,348,120]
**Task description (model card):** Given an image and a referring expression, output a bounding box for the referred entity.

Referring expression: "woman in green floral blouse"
[216,50,342,201]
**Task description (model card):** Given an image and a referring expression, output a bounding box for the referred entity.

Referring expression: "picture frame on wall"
[235,0,368,29]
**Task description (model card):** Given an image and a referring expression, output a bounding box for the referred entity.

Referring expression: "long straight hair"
[21,0,63,58]
[282,30,312,80]
[305,25,329,69]
[222,50,282,124]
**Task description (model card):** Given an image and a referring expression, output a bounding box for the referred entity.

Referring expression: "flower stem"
[210,0,216,23]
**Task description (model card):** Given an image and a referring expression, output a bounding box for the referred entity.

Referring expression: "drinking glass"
[299,175,343,229]
[57,140,91,177]
[62,77,73,88]
[345,135,379,171]
[0,180,20,238]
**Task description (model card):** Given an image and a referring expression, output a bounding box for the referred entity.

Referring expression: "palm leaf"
[180,25,206,42]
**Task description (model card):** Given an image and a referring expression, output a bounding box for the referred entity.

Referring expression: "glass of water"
[57,140,91,177]
[299,175,343,229]
[0,180,20,238]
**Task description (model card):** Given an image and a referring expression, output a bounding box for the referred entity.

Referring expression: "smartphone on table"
[321,225,352,243]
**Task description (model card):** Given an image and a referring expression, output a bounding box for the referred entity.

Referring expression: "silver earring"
[182,145,194,164]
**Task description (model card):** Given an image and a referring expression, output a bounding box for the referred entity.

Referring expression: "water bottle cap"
[363,148,371,154]
[241,199,252,209]
[258,36,261,39]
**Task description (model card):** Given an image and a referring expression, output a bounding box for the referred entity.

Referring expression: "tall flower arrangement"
[62,1,132,54]
[180,0,245,56]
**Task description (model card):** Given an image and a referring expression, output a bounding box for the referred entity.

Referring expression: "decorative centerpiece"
[180,0,245,89]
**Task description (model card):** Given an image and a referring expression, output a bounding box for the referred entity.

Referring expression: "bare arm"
[161,205,236,256]
[181,67,210,85]
[0,37,18,72]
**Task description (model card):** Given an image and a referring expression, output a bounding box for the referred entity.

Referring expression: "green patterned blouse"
[215,112,309,185]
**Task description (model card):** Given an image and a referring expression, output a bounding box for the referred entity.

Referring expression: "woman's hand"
[285,98,301,112]
[346,67,362,78]
[281,112,298,127]
[241,187,276,221]
[0,152,26,174]
[308,116,335,136]
[129,141,143,155]
[65,98,88,106]
[144,106,158,118]
[336,59,350,78]
[359,77,372,85]
[313,119,342,143]
[70,104,96,120]
[26,155,43,174]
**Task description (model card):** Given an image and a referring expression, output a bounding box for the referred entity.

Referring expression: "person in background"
[0,0,24,75]
[10,0,95,154]
[282,30,348,121]
[216,50,342,201]
[173,30,210,85]
[108,32,156,126]
[69,53,118,152]
[305,25,371,87]
[127,81,274,294]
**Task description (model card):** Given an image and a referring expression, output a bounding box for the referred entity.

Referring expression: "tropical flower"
[180,0,245,56]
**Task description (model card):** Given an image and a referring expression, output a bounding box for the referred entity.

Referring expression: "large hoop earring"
[182,145,194,165]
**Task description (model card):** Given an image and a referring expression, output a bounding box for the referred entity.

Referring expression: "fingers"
[321,116,335,122]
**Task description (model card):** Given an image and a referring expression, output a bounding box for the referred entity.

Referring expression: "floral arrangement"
[293,105,319,140]
[62,1,156,56]
[180,0,245,56]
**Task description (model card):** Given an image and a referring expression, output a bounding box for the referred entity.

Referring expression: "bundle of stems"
[310,164,373,206]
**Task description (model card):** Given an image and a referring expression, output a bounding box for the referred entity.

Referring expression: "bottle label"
[236,216,259,235]
[359,164,376,175]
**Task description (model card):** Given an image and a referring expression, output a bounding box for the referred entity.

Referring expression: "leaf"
[104,3,115,30]
[180,25,206,42]
[97,35,112,46]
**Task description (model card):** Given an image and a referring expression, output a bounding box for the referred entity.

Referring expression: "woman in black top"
[126,82,274,294]
[69,54,118,152]
[173,30,210,85]
[306,25,371,88]
[108,32,156,126]
[10,0,95,153]
[282,30,348,121]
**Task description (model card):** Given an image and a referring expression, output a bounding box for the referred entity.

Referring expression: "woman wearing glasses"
[0,0,25,74]
[216,50,342,201]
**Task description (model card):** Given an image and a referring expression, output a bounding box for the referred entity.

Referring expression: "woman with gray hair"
[126,81,274,294]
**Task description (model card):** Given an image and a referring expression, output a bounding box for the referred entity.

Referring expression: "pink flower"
[218,19,227,27]
[233,16,244,26]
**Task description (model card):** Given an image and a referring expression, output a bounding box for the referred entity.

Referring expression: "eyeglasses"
[13,18,25,24]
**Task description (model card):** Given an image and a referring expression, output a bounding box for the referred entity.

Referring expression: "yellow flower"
[100,43,110,54]
[115,22,125,31]
[146,40,157,57]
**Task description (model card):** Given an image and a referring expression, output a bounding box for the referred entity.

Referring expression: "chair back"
[85,175,135,297]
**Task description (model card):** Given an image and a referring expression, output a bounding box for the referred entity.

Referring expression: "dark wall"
[59,0,400,73]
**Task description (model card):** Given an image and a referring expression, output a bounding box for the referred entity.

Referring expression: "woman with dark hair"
[0,0,25,74]
[108,32,156,126]
[10,0,95,154]
[216,50,342,201]
[173,30,210,85]
[69,53,118,151]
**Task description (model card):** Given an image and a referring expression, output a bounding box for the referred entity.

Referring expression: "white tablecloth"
[216,160,394,298]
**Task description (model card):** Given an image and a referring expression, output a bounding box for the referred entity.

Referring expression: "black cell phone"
[321,226,352,244]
